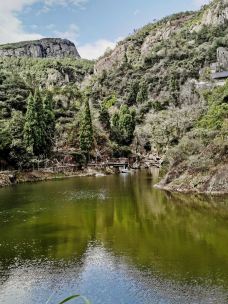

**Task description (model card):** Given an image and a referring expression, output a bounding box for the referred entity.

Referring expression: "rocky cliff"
[95,0,228,75]
[0,38,80,58]
[92,0,228,106]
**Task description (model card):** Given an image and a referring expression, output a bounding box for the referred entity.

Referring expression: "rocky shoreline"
[0,154,161,188]
[0,167,113,188]
[155,163,228,195]
[1,164,228,196]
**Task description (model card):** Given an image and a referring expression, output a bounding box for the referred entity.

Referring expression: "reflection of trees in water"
[95,175,228,285]
[0,172,228,287]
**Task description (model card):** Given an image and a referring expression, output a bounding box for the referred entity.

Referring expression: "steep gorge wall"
[94,0,228,76]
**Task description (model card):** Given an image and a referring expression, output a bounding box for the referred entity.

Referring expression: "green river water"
[0,170,227,303]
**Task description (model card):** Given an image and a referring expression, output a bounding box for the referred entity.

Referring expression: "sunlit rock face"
[0,38,80,59]
[192,0,228,32]
[217,47,228,69]
[200,0,228,27]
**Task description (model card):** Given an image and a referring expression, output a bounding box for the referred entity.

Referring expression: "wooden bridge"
[88,158,129,169]
[0,158,131,174]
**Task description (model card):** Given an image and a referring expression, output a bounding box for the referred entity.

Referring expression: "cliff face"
[94,13,195,75]
[195,0,228,28]
[95,0,228,75]
[92,0,228,109]
[0,38,80,58]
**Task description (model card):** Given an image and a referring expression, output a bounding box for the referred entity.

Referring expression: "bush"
[71,151,86,169]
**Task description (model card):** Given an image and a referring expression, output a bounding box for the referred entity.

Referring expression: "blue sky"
[0,0,210,59]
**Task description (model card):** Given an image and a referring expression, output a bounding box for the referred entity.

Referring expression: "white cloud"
[50,22,118,60]
[193,0,210,8]
[78,39,118,60]
[0,1,43,43]
[44,0,87,7]
[54,24,80,42]
[36,5,50,15]
[0,0,88,44]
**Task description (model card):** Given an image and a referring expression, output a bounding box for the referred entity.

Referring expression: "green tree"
[136,81,148,104]
[99,105,110,131]
[119,105,136,144]
[110,112,120,142]
[79,97,93,156]
[127,81,139,105]
[110,105,136,145]
[8,111,31,168]
[23,90,46,156]
[0,120,11,160]
[43,91,55,155]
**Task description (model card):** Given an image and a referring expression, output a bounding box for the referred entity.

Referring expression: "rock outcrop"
[94,43,126,74]
[156,164,228,195]
[0,38,80,58]
[197,0,228,28]
[217,47,228,69]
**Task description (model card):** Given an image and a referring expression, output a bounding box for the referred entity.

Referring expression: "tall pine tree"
[43,91,55,155]
[79,97,93,156]
[23,89,46,156]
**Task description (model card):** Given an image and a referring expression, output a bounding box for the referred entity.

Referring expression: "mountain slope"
[0,0,227,193]
[88,0,228,193]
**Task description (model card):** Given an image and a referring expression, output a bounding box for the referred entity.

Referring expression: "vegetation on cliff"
[159,81,228,193]
[0,0,227,192]
[79,97,94,155]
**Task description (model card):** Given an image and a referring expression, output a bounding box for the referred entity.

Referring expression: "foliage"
[127,81,139,105]
[7,111,31,168]
[79,97,94,155]
[136,105,203,153]
[198,82,228,130]
[111,105,136,145]
[102,94,117,109]
[92,4,228,110]
[136,81,148,104]
[23,90,46,156]
[111,142,132,158]
[23,90,55,157]
[0,112,32,168]
[166,82,228,172]
[99,105,110,130]
[58,294,90,304]
[43,91,55,155]
[0,120,11,158]
[70,151,86,169]
[1,1,228,171]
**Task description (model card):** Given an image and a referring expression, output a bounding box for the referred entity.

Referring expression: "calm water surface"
[0,170,227,304]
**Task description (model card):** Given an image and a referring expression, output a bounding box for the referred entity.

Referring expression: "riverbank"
[0,154,162,188]
[156,163,228,195]
[1,163,228,196]
[0,167,114,188]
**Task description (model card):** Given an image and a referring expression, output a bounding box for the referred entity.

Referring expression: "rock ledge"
[0,38,80,58]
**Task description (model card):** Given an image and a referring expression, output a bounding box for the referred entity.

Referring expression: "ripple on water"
[64,189,110,201]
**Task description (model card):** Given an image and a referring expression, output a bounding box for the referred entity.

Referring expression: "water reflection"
[0,170,227,303]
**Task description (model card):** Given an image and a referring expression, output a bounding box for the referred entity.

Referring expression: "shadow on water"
[0,170,227,303]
